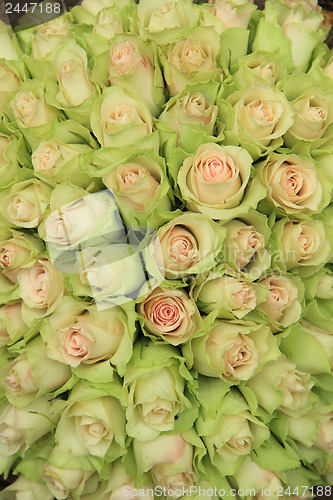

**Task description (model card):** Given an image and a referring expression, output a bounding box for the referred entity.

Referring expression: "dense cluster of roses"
[0,0,332,498]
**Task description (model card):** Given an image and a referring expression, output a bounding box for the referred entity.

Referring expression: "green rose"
[270,218,331,276]
[258,272,304,332]
[154,212,225,279]
[0,21,21,61]
[55,380,126,460]
[178,143,266,220]
[160,26,222,96]
[130,0,200,44]
[122,340,197,440]
[0,134,21,189]
[244,355,313,414]
[232,52,287,88]
[0,227,43,273]
[221,211,271,280]
[91,87,154,148]
[200,0,257,32]
[0,60,21,101]
[41,296,135,377]
[92,33,165,116]
[196,385,270,476]
[218,84,294,159]
[257,152,331,217]
[186,320,280,382]
[1,336,71,408]
[42,458,94,500]
[193,267,267,320]
[0,303,29,348]
[232,456,283,500]
[0,396,64,457]
[30,16,70,61]
[0,177,52,229]
[0,474,54,500]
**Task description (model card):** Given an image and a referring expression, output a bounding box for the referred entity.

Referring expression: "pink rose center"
[152,300,181,329]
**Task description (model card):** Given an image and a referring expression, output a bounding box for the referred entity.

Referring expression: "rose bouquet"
[0,0,332,499]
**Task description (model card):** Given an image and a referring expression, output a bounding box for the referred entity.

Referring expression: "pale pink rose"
[3,356,38,396]
[139,287,196,345]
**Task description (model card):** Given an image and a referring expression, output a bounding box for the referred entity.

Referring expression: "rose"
[187,320,280,382]
[0,61,20,97]
[196,387,269,476]
[41,296,134,376]
[222,214,271,280]
[31,17,70,60]
[192,268,267,320]
[48,40,95,108]
[219,84,294,158]
[154,212,225,279]
[73,243,147,305]
[104,33,164,116]
[43,462,93,500]
[0,228,42,273]
[81,0,134,18]
[178,143,266,220]
[102,150,172,227]
[161,27,221,96]
[92,7,125,39]
[122,340,197,441]
[315,271,333,299]
[55,381,125,458]
[258,273,303,330]
[316,414,333,453]
[0,21,20,61]
[133,432,199,494]
[0,475,54,500]
[233,53,286,88]
[245,355,313,414]
[0,303,29,348]
[10,80,57,128]
[203,0,257,32]
[17,259,65,319]
[43,187,123,249]
[138,286,200,345]
[232,457,283,500]
[0,178,52,228]
[158,90,218,151]
[2,337,71,407]
[0,397,63,457]
[32,140,91,181]
[283,89,333,148]
[258,153,330,216]
[91,87,154,147]
[323,55,333,79]
[271,218,331,274]
[132,0,200,44]
[0,134,21,189]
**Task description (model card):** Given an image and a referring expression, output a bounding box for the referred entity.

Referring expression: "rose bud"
[0,303,29,348]
[188,320,280,382]
[138,286,202,345]
[154,212,225,279]
[0,396,64,457]
[196,386,269,476]
[122,340,197,440]
[0,474,54,500]
[232,456,282,500]
[245,355,313,414]
[93,7,125,40]
[2,336,71,408]
[0,228,43,273]
[258,273,303,331]
[178,143,266,220]
[91,86,154,148]
[161,27,221,96]
[43,460,94,500]
[0,178,52,229]
[41,296,135,377]
[193,268,267,320]
[31,17,70,60]
[258,152,330,216]
[205,0,256,31]
[0,21,20,61]
[55,381,126,459]
[0,134,21,189]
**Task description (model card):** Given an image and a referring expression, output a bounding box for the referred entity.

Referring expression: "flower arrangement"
[0,0,332,499]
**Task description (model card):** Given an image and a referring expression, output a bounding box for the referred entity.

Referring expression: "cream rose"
[209,0,256,29]
[178,143,256,219]
[316,414,333,453]
[193,273,259,319]
[0,62,20,96]
[17,259,64,314]
[31,140,61,174]
[43,463,93,500]
[277,219,330,270]
[259,153,327,215]
[0,475,54,500]
[155,212,225,279]
[0,135,11,169]
[190,320,279,381]
[3,356,38,397]
[31,18,69,59]
[138,287,197,345]
[93,8,124,39]
[225,220,267,270]
[259,273,302,327]
[0,178,52,228]
[10,88,51,128]
[91,87,154,147]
